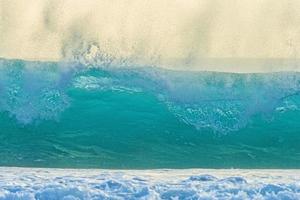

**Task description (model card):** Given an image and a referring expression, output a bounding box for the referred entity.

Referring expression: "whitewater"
[0,168,299,200]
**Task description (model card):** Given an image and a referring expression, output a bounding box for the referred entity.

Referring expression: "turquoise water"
[0,58,300,168]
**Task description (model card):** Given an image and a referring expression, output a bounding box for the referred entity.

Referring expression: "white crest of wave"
[1,0,300,72]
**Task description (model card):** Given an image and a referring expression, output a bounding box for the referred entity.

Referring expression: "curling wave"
[0,58,300,168]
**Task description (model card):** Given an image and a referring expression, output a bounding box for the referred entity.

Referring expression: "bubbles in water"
[0,60,71,124]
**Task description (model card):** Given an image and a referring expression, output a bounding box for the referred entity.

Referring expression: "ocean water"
[0,58,300,169]
[2,1,300,199]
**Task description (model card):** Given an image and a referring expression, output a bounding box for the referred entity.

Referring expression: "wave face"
[1,58,300,168]
[0,168,299,200]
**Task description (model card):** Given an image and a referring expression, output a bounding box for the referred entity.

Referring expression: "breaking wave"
[1,58,300,168]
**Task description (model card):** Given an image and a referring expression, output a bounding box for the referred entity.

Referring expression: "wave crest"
[1,58,300,132]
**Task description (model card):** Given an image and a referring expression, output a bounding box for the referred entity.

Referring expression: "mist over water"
[1,0,300,72]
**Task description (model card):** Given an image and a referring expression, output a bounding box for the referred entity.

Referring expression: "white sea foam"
[0,168,299,200]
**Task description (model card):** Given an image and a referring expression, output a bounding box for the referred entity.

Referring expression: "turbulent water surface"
[0,58,300,168]
[0,168,299,200]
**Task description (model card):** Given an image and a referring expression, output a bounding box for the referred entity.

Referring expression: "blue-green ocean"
[0,58,300,169]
